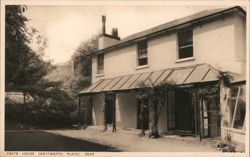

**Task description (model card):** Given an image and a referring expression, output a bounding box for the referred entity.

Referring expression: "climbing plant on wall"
[135,71,233,138]
[136,80,175,138]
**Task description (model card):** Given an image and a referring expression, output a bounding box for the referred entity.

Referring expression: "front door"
[175,90,194,133]
[105,93,115,124]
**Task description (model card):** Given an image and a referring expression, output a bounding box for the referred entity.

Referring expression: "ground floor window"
[223,84,246,130]
[167,90,175,130]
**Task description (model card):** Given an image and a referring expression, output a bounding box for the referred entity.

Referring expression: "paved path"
[5,130,121,151]
[46,128,219,152]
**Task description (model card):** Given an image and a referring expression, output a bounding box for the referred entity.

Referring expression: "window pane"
[138,51,147,59]
[233,99,246,129]
[230,87,239,98]
[97,54,104,74]
[138,40,148,66]
[98,67,103,74]
[203,101,208,118]
[138,58,148,66]
[178,28,193,47]
[228,99,236,125]
[179,46,193,59]
[178,28,193,59]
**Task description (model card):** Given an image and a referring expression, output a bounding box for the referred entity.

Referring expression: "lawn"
[5,130,121,151]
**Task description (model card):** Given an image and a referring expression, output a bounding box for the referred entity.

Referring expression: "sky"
[24,4,235,65]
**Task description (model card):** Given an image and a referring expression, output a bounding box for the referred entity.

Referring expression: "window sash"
[178,29,193,47]
[223,86,246,130]
[178,28,193,59]
[137,40,148,66]
[97,54,104,74]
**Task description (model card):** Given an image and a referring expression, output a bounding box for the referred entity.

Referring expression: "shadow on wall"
[117,92,137,129]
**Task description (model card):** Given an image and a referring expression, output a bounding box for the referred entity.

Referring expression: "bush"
[6,88,77,128]
[24,90,77,127]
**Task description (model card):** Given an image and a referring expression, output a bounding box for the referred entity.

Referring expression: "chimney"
[102,15,106,35]
[98,16,120,50]
[111,28,119,39]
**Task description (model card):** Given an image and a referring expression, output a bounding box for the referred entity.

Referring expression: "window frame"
[97,53,104,75]
[137,40,148,67]
[223,85,246,131]
[177,27,194,60]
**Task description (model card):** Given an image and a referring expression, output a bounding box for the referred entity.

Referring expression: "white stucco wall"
[91,91,168,130]
[92,92,138,129]
[157,101,168,133]
[116,92,137,129]
[98,36,120,50]
[92,94,105,125]
[92,15,245,84]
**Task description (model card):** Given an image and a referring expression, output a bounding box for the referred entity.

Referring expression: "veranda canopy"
[79,63,219,95]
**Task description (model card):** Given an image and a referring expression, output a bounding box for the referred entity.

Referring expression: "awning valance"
[79,64,219,95]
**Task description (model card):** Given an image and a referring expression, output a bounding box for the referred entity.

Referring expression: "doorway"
[105,93,115,124]
[174,89,194,133]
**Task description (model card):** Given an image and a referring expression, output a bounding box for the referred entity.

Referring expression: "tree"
[69,35,98,126]
[136,81,175,137]
[5,6,76,127]
[5,5,53,98]
[71,35,98,95]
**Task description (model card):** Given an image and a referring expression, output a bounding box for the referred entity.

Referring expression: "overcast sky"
[24,5,236,64]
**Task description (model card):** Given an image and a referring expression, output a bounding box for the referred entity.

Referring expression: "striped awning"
[79,64,219,95]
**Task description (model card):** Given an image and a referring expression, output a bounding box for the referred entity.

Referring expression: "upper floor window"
[137,40,148,66]
[178,28,193,59]
[97,53,104,74]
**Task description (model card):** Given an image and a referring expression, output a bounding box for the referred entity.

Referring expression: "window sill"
[96,74,104,77]
[135,65,149,70]
[175,57,195,63]
[221,126,245,135]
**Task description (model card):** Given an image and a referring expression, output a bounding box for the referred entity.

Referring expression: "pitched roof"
[96,6,245,54]
[79,63,219,95]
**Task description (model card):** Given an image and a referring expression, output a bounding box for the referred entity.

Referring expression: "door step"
[172,130,196,137]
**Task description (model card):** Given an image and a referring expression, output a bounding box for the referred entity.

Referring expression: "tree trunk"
[140,101,145,136]
[112,93,116,133]
[151,102,159,138]
[78,97,81,125]
[23,92,27,121]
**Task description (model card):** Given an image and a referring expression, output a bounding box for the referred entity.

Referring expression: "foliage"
[190,71,233,135]
[70,35,98,98]
[217,133,236,152]
[5,5,54,96]
[136,80,175,137]
[5,88,77,127]
[218,72,233,87]
[5,5,76,128]
[25,89,76,126]
[135,71,232,138]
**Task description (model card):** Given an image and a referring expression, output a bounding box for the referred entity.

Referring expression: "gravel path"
[46,128,219,152]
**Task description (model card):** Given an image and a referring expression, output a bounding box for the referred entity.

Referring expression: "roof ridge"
[123,8,225,41]
[96,6,245,54]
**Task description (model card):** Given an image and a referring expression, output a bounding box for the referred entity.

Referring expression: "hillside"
[46,61,74,90]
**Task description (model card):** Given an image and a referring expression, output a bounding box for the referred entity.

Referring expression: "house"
[79,6,246,146]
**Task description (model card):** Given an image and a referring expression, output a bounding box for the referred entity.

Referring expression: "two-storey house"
[79,6,246,145]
